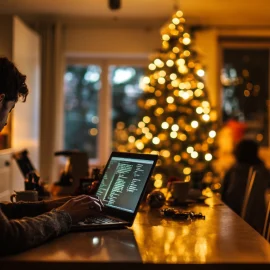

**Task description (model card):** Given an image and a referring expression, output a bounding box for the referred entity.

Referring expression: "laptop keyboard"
[84,216,123,225]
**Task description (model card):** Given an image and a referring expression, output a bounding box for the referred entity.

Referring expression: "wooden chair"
[241,166,256,219]
[263,194,270,242]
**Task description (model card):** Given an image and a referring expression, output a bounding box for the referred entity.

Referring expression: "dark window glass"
[221,49,269,146]
[64,65,101,158]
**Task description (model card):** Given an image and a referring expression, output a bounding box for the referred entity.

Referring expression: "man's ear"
[0,94,5,104]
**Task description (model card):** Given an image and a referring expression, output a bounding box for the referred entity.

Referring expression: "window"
[64,60,146,164]
[221,40,270,146]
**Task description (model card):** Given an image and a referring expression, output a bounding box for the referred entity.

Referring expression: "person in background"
[0,57,104,255]
[221,139,270,235]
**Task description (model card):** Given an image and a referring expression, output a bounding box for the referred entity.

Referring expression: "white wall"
[64,26,160,56]
[12,16,41,190]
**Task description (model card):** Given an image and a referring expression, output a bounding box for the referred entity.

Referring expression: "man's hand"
[56,195,104,224]
[44,196,74,212]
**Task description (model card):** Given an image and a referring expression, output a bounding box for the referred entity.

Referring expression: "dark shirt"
[221,162,270,235]
[0,201,72,256]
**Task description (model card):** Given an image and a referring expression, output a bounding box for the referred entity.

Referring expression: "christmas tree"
[116,10,218,188]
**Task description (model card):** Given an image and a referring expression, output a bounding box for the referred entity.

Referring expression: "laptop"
[71,151,158,231]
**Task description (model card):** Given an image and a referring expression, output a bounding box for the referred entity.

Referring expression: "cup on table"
[170,181,190,203]
[10,190,38,202]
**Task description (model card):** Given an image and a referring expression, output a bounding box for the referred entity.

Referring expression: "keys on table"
[160,207,205,220]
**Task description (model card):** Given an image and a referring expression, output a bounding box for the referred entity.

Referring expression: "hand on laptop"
[56,195,104,224]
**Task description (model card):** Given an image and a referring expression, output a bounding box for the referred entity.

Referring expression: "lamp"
[109,0,121,10]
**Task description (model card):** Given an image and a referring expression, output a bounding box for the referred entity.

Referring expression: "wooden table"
[1,197,270,269]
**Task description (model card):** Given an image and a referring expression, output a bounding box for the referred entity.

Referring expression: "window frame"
[65,57,148,166]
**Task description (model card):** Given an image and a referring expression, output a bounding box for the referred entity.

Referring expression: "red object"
[226,119,247,144]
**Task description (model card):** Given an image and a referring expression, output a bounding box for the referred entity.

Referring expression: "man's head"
[0,57,29,131]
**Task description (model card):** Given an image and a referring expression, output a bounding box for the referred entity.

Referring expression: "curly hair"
[0,57,29,103]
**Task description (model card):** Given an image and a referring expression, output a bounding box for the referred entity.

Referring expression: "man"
[0,57,103,255]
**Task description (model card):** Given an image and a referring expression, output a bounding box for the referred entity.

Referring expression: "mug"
[10,190,38,202]
[170,181,190,203]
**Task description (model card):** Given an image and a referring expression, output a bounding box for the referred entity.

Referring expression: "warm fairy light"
[209,130,216,138]
[205,153,212,161]
[174,155,181,162]
[154,59,164,68]
[183,167,191,175]
[138,121,145,128]
[135,140,144,150]
[178,84,185,91]
[167,96,174,103]
[166,60,174,67]
[128,136,135,143]
[171,80,179,87]
[152,137,160,145]
[179,134,187,141]
[158,77,165,84]
[191,121,199,128]
[155,174,162,180]
[244,90,250,97]
[256,133,263,141]
[155,90,162,97]
[182,37,191,45]
[161,122,169,129]
[159,70,166,77]
[173,90,179,96]
[191,151,198,158]
[202,114,210,121]
[146,99,157,106]
[170,131,177,138]
[162,34,170,41]
[169,23,176,30]
[178,65,188,74]
[194,89,203,97]
[196,107,203,114]
[171,124,179,131]
[172,47,180,53]
[187,146,194,153]
[204,107,210,114]
[176,10,183,17]
[166,117,174,124]
[197,82,204,89]
[142,127,149,134]
[143,116,151,123]
[182,92,189,100]
[185,82,191,89]
[183,50,190,57]
[170,73,177,80]
[148,63,156,70]
[161,150,170,157]
[143,76,150,84]
[177,58,185,65]
[202,101,210,107]
[172,17,180,24]
[156,107,164,115]
[116,121,125,129]
[89,128,98,136]
[145,132,153,139]
[187,90,193,97]
[197,69,205,77]
[154,179,163,188]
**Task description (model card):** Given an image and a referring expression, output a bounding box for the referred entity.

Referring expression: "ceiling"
[1,0,270,27]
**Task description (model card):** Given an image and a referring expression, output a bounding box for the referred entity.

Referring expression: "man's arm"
[0,201,47,219]
[0,196,73,219]
[0,207,72,255]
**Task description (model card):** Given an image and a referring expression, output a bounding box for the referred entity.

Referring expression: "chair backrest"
[241,166,256,219]
[263,195,270,241]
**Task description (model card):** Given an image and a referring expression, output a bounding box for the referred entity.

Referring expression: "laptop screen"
[95,154,156,213]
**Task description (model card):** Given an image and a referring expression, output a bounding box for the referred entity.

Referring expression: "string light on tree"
[115,9,218,188]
